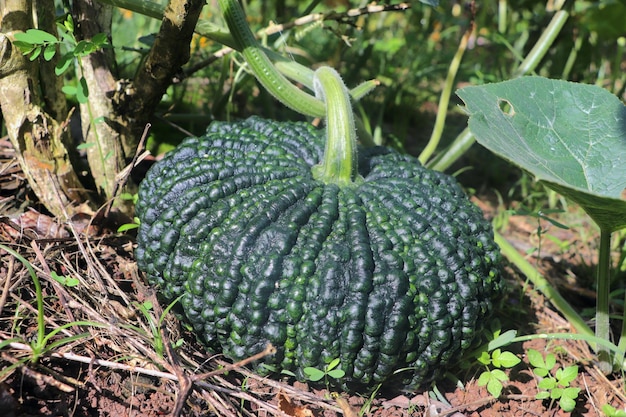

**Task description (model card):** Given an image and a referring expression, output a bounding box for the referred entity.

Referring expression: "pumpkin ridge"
[354,177,497,386]
[259,187,329,369]
[190,179,316,346]
[294,185,342,370]
[337,189,374,381]
[221,182,321,360]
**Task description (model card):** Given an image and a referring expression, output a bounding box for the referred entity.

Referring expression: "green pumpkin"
[135,115,501,392]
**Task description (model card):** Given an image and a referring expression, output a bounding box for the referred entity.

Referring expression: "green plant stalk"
[43,330,92,351]
[143,308,165,357]
[1,244,45,354]
[493,232,594,339]
[273,58,379,110]
[596,228,613,373]
[272,56,315,88]
[498,0,507,34]
[426,127,473,171]
[513,9,569,78]
[218,0,325,117]
[561,35,583,80]
[130,296,183,357]
[491,33,527,64]
[311,67,360,187]
[0,244,106,362]
[161,294,184,320]
[432,5,570,172]
[419,28,470,165]
[511,332,622,355]
[618,289,626,367]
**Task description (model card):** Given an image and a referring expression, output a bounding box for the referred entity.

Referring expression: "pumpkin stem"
[311,67,362,187]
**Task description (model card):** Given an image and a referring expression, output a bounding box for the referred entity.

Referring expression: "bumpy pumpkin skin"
[135,116,501,392]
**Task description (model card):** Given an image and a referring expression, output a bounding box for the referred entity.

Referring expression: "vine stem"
[217,0,326,117]
[513,10,570,78]
[98,0,379,148]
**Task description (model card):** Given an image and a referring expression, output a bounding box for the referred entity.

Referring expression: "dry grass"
[0,221,354,416]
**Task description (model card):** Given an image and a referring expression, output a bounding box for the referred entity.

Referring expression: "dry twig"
[0,257,14,316]
[258,2,411,37]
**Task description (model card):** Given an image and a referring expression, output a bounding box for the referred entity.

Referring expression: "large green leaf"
[457,76,626,232]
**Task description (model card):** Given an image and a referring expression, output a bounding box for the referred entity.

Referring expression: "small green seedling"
[476,348,521,397]
[509,207,569,258]
[527,349,580,412]
[511,207,570,231]
[0,244,104,377]
[117,193,141,232]
[118,217,140,233]
[303,358,345,383]
[602,404,626,417]
[50,271,80,287]
[119,192,139,205]
[132,297,184,358]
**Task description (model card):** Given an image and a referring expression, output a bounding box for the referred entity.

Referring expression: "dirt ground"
[1,136,625,416]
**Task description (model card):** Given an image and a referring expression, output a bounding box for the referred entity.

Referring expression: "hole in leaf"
[498,98,515,116]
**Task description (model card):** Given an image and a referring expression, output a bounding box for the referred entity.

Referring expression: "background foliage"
[100,0,625,157]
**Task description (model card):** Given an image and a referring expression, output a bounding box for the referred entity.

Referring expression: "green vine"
[217,0,326,117]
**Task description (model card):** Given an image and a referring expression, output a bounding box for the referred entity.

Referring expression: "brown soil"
[1,137,625,416]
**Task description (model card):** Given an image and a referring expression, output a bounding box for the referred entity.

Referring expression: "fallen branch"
[0,257,14,316]
[4,341,179,380]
